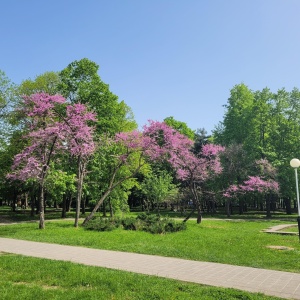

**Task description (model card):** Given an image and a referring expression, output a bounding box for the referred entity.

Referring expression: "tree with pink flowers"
[7,93,65,228]
[59,103,96,227]
[83,121,224,225]
[223,159,279,217]
[83,121,194,225]
[7,93,95,229]
[170,143,225,223]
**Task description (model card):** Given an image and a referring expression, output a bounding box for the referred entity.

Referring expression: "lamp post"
[290,158,300,240]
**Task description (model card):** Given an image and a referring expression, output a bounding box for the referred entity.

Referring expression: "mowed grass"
[1,218,300,273]
[0,253,283,300]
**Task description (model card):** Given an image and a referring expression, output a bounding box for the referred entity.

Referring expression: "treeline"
[213,83,300,215]
[0,60,299,229]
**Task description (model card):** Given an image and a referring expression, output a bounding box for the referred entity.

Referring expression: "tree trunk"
[196,202,202,224]
[39,182,45,229]
[238,199,244,215]
[81,195,86,215]
[108,198,113,217]
[189,181,202,223]
[226,199,231,217]
[102,199,107,217]
[265,194,271,218]
[12,192,17,212]
[82,164,142,226]
[75,158,85,228]
[24,193,28,209]
[61,194,67,218]
[30,195,35,217]
[183,208,196,223]
[83,188,114,225]
[284,197,292,215]
[67,192,72,212]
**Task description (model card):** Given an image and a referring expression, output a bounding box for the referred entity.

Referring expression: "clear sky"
[1,0,300,134]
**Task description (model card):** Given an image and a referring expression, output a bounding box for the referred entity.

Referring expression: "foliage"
[6,93,95,228]
[7,94,95,182]
[59,58,136,135]
[164,116,195,140]
[83,121,194,224]
[0,70,18,148]
[169,142,225,223]
[223,159,279,197]
[45,165,76,206]
[213,84,300,202]
[140,171,178,210]
[84,216,123,231]
[84,213,186,234]
[18,71,61,96]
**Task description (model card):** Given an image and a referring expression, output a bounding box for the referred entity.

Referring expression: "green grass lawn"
[1,217,300,273]
[1,208,299,299]
[0,253,283,300]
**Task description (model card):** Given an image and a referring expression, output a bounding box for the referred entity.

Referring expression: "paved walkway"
[263,224,298,235]
[0,238,300,299]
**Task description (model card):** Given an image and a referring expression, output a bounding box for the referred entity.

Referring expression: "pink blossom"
[7,93,96,183]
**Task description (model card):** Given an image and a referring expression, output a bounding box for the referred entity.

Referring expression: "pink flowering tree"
[83,121,193,225]
[7,93,65,228]
[83,121,223,224]
[241,176,279,217]
[142,121,225,224]
[169,142,225,223]
[223,159,279,218]
[59,104,96,227]
[7,93,95,229]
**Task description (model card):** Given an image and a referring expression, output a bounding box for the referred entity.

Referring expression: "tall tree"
[59,103,96,227]
[170,143,224,223]
[214,84,300,210]
[214,83,254,147]
[140,171,178,213]
[0,70,17,148]
[7,93,95,229]
[7,93,66,228]
[59,58,136,135]
[18,72,61,96]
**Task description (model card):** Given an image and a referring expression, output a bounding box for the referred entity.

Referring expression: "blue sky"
[1,0,300,134]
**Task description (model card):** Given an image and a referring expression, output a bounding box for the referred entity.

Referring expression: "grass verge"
[0,253,283,300]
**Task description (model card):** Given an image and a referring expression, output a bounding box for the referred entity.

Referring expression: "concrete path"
[0,238,300,299]
[262,224,298,236]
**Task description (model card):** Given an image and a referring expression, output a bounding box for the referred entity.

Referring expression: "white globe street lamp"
[290,158,300,240]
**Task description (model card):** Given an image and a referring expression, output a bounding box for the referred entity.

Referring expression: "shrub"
[84,217,122,231]
[145,215,187,234]
[121,217,136,230]
[84,213,186,234]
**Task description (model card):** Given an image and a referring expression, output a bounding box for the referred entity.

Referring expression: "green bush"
[146,216,187,234]
[84,213,186,234]
[84,217,122,231]
[121,217,136,230]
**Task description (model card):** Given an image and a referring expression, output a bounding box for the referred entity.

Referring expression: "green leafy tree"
[214,83,255,147]
[164,116,195,140]
[214,84,300,212]
[45,165,76,209]
[59,58,136,135]
[140,171,178,213]
[0,70,18,148]
[18,72,61,96]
